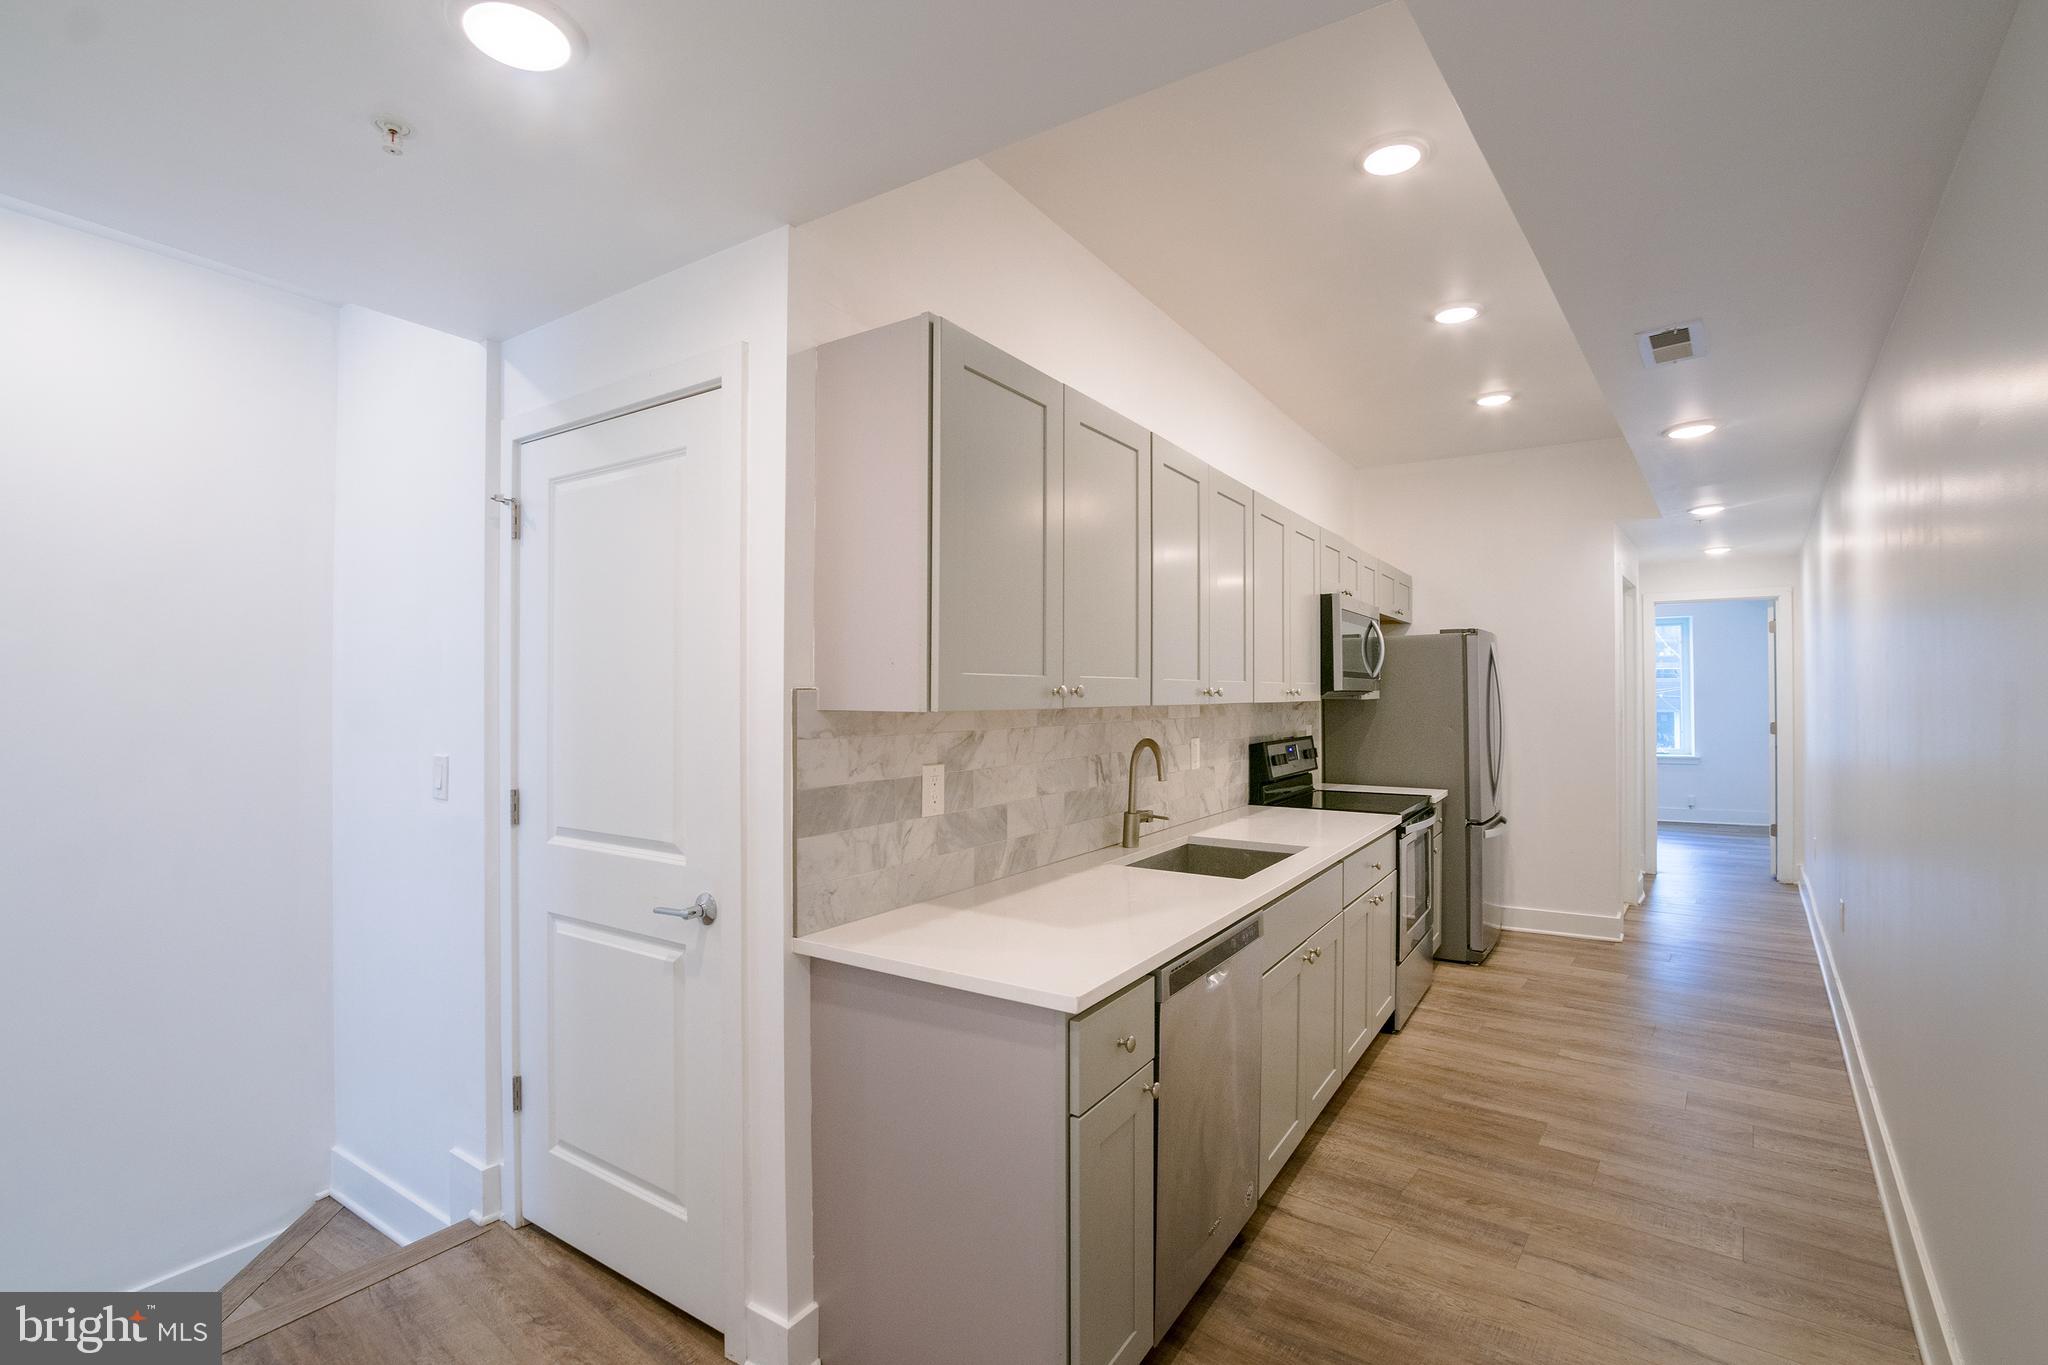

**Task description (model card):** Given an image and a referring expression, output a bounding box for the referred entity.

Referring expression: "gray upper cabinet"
[1322,530,1371,612]
[805,313,1411,710]
[1151,440,1254,705]
[1064,390,1151,708]
[935,321,1066,711]
[1374,557,1413,624]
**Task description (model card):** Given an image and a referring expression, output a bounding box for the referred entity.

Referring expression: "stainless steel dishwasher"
[1152,914,1263,1341]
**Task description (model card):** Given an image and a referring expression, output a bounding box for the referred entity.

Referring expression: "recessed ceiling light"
[1704,545,1733,556]
[1432,304,1481,325]
[1474,391,1514,408]
[1689,503,1725,518]
[460,1,577,70]
[1362,139,1427,177]
[1664,420,1719,440]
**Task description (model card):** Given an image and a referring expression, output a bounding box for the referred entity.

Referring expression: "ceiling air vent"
[1637,320,1708,367]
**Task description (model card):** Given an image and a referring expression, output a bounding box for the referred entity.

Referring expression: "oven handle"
[1405,814,1440,838]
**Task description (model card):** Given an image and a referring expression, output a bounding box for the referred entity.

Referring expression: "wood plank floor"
[227,827,1912,1363]
[1154,826,1918,1365]
[225,1203,394,1324]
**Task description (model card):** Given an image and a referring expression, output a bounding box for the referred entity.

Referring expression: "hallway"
[1157,825,1918,1363]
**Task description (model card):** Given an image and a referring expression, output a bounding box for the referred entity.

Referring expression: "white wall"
[330,306,493,1240]
[790,160,1357,528]
[499,227,810,1365]
[1799,1,2048,1358]
[0,205,337,1290]
[1652,598,1772,825]
[1356,437,1659,939]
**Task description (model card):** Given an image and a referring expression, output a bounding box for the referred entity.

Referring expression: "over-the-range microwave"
[1320,592,1385,698]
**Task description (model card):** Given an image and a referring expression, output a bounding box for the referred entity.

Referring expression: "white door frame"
[1642,580,1799,884]
[1619,575,1647,907]
[491,347,749,1353]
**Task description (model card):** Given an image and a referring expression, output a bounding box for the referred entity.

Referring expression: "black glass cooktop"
[1266,788,1432,819]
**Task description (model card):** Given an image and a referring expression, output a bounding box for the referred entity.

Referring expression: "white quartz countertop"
[792,804,1399,1014]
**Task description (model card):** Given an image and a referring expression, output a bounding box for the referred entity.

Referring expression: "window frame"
[1654,614,1697,760]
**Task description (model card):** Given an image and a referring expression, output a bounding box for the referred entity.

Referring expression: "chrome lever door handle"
[654,893,718,925]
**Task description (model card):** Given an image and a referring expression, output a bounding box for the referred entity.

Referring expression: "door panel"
[1252,500,1289,702]
[516,389,735,1326]
[1299,919,1342,1120]
[1063,393,1150,706]
[1070,1068,1155,1365]
[1206,472,1255,702]
[933,321,1063,710]
[1151,443,1204,704]
[1286,520,1320,696]
[1258,954,1304,1191]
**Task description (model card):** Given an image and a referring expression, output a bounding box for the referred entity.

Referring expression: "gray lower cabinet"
[1342,871,1397,1071]
[1070,1067,1156,1365]
[1258,911,1343,1192]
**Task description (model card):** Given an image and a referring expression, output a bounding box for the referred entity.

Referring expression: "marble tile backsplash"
[793,691,1321,936]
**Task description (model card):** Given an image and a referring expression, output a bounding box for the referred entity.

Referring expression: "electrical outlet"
[1191,738,1202,769]
[921,764,945,817]
[432,754,450,801]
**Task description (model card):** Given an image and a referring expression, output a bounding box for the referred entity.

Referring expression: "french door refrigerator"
[1322,628,1506,963]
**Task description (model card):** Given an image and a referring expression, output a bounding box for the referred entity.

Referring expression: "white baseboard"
[1799,879,1959,1365]
[745,1297,820,1365]
[1498,901,1625,942]
[329,1146,453,1246]
[448,1147,502,1226]
[1657,813,1772,828]
[131,1220,290,1293]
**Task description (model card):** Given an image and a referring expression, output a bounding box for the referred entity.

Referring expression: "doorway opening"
[1652,595,1778,876]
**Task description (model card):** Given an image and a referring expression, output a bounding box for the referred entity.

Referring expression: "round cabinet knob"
[1052,685,1067,697]
[1142,1081,1162,1098]
[1369,894,1386,906]
[1116,1034,1137,1052]
[1073,684,1086,699]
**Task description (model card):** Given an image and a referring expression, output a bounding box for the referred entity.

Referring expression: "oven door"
[1396,815,1438,962]
[1321,594,1386,696]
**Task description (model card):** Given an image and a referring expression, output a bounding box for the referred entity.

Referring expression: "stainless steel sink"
[1126,840,1300,879]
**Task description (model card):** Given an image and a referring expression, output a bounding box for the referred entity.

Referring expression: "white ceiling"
[1405,0,2018,559]
[987,4,1618,468]
[0,0,1372,339]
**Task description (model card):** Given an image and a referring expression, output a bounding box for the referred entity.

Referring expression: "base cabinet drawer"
[1071,1067,1156,1365]
[1260,866,1342,971]
[1070,977,1157,1115]
[1342,833,1397,906]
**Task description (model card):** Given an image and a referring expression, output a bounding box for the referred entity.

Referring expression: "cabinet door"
[1369,883,1397,1034]
[1352,553,1377,615]
[933,321,1064,710]
[1063,390,1151,707]
[1070,1067,1156,1365]
[1251,498,1291,703]
[1285,517,1321,698]
[1205,470,1255,703]
[1377,564,1401,622]
[1318,533,1344,596]
[1258,952,1304,1193]
[1300,917,1344,1121]
[1395,574,1414,622]
[1151,440,1206,706]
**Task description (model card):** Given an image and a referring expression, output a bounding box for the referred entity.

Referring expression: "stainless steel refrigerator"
[1322,628,1506,963]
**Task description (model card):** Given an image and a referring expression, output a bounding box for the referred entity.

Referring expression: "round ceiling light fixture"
[1664,419,1719,440]
[459,0,579,70]
[1474,390,1514,408]
[1432,303,1481,325]
[1688,503,1726,518]
[1361,138,1428,177]
[1704,545,1733,556]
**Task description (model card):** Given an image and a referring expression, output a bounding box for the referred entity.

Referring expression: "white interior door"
[514,385,738,1328]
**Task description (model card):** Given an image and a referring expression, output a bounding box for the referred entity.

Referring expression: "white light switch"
[1190,738,1202,769]
[432,755,450,801]
[921,764,945,817]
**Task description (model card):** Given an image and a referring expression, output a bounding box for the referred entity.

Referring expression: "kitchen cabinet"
[1151,440,1254,705]
[1342,869,1396,1071]
[1259,910,1343,1193]
[808,315,1153,711]
[804,312,1414,709]
[1070,1067,1156,1365]
[1374,558,1414,624]
[1253,496,1320,702]
[1063,389,1152,707]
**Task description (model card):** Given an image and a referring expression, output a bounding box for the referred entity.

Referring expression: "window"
[1655,616,1694,757]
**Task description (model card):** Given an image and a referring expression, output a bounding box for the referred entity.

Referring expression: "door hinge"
[490,494,521,540]
[1769,721,1778,735]
[509,788,521,825]
[1768,617,1776,633]
[1770,823,1779,837]
[512,1075,523,1112]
